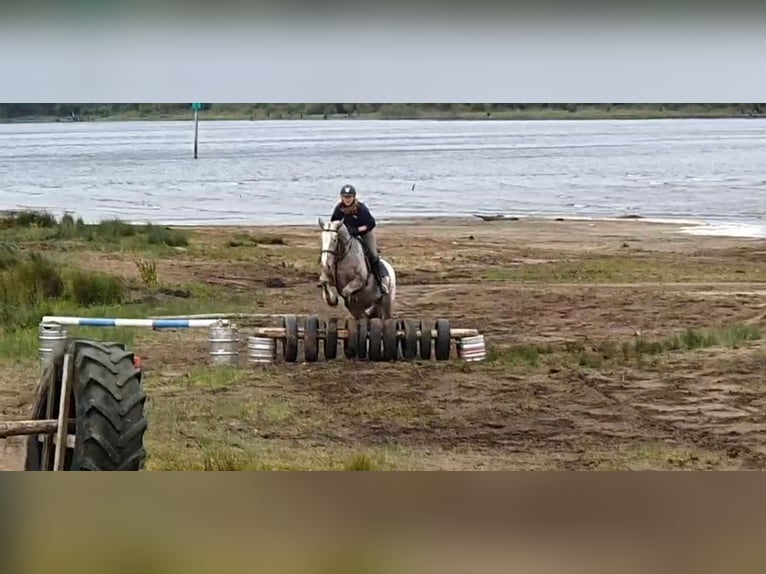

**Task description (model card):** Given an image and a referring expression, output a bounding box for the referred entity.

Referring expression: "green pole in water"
[192,103,203,159]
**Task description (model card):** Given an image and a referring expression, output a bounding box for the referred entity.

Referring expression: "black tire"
[401,319,419,360]
[344,319,358,359]
[368,319,383,362]
[282,314,298,363]
[419,320,432,360]
[27,339,148,471]
[325,318,338,360]
[383,319,398,361]
[71,340,148,471]
[304,315,320,362]
[435,318,452,361]
[356,319,369,360]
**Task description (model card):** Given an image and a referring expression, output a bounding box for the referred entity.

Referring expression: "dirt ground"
[4,215,766,470]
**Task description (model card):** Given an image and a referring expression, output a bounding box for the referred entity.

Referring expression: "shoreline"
[5,208,765,239]
[174,214,766,240]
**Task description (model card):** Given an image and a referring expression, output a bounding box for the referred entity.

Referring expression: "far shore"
[3,109,766,125]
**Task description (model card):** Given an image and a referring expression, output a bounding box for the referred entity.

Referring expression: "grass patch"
[179,365,253,390]
[592,441,732,470]
[0,252,127,331]
[0,248,257,359]
[0,209,58,229]
[488,343,554,367]
[0,326,136,360]
[145,442,397,471]
[482,255,766,283]
[489,323,764,372]
[0,209,190,250]
[573,323,763,369]
[634,324,761,356]
[226,233,286,248]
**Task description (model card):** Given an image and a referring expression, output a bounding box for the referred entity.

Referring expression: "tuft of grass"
[134,258,158,285]
[344,453,378,471]
[145,224,189,247]
[201,448,252,471]
[67,270,126,306]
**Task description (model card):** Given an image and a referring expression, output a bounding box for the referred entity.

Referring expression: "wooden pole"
[193,108,199,159]
[0,419,75,439]
[248,327,480,339]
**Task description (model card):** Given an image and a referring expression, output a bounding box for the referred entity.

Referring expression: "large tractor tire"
[25,340,148,471]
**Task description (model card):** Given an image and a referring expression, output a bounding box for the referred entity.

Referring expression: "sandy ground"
[4,215,766,470]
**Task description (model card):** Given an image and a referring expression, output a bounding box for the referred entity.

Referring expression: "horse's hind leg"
[378,294,393,320]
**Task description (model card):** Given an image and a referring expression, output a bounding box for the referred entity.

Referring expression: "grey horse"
[318,216,396,320]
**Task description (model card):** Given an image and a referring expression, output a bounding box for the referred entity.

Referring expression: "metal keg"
[38,323,68,365]
[458,335,487,362]
[208,323,239,366]
[247,336,276,364]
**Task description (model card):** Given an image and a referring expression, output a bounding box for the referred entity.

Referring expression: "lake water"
[2,117,766,236]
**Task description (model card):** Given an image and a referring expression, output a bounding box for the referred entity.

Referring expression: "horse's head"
[318,216,346,285]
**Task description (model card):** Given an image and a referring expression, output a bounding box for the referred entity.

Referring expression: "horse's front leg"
[340,277,365,302]
[321,282,339,307]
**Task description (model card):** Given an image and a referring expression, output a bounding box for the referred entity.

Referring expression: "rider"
[330,184,388,295]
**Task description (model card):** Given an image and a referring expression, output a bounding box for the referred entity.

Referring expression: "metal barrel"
[208,324,239,366]
[247,336,276,364]
[39,323,68,365]
[458,335,487,362]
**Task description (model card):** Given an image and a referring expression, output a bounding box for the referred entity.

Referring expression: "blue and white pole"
[38,316,240,366]
[40,316,226,329]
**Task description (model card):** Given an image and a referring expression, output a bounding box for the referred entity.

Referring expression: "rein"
[320,226,348,285]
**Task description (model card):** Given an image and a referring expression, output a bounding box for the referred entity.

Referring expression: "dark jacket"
[331,201,376,235]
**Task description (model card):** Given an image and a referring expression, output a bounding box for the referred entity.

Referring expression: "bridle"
[320,224,347,285]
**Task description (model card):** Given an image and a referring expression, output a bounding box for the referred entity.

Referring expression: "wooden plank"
[53,353,73,471]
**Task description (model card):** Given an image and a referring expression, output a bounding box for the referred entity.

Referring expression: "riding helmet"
[340,184,356,197]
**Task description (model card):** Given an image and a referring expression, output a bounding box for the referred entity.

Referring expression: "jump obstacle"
[0,313,486,471]
[38,313,488,365]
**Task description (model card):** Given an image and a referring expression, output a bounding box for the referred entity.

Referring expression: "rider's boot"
[373,258,388,296]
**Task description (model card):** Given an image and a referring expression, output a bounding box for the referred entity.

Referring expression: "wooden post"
[41,361,57,470]
[53,352,73,471]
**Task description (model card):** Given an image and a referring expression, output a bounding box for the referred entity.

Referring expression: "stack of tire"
[278,314,452,363]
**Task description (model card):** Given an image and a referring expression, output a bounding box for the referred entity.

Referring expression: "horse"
[317,217,396,320]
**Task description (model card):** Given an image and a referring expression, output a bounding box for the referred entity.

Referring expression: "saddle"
[352,236,388,284]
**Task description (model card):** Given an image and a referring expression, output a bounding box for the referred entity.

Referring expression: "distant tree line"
[1,103,765,120]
